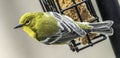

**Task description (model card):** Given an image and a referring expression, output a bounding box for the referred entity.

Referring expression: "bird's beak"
[14,24,24,29]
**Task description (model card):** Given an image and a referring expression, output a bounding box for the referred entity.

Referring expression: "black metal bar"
[42,0,51,11]
[47,0,54,11]
[71,0,83,22]
[61,0,87,12]
[79,0,95,46]
[96,0,120,57]
[47,0,58,12]
[84,0,92,14]
[55,0,63,14]
[76,34,107,52]
[86,34,93,46]
[84,0,99,19]
[39,0,46,12]
[50,0,59,12]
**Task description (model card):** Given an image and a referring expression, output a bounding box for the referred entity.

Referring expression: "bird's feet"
[68,40,81,52]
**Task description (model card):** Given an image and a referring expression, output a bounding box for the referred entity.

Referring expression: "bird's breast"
[36,19,59,41]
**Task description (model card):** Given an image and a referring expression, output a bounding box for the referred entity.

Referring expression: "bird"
[14,12,114,45]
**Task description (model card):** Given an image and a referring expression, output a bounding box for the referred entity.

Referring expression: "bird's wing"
[40,12,86,45]
[49,12,86,36]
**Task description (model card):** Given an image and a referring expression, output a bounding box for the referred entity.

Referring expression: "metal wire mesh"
[39,0,107,52]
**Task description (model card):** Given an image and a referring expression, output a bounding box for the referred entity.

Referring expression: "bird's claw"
[68,40,81,52]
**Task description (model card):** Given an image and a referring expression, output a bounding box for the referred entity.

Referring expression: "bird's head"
[14,12,44,39]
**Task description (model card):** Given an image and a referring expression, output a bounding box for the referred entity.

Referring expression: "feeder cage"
[39,0,107,52]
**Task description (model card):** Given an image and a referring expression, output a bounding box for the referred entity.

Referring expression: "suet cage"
[39,0,120,57]
[39,0,107,52]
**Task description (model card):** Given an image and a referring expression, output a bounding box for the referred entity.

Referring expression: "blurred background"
[0,0,119,58]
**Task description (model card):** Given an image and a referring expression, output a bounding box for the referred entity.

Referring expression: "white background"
[0,0,119,58]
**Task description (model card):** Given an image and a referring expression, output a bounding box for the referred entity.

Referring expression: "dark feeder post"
[96,0,120,58]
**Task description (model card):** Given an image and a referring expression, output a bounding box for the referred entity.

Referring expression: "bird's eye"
[26,20,29,23]
[25,20,30,24]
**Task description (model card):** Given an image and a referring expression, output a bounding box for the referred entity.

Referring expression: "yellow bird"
[14,12,114,45]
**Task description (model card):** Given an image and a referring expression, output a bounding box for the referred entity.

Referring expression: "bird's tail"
[88,20,114,36]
